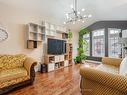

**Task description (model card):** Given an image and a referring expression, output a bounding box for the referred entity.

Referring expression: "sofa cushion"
[0,54,26,70]
[0,76,30,88]
[0,67,28,83]
[119,56,127,76]
[96,64,119,74]
[102,57,122,67]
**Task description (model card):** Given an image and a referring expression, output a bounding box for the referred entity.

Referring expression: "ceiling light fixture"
[82,21,85,23]
[81,8,85,12]
[64,0,92,24]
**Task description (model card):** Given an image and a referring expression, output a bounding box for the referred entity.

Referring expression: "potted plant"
[74,29,89,64]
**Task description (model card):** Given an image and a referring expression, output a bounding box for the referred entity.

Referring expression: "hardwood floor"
[8,63,98,95]
[8,64,81,95]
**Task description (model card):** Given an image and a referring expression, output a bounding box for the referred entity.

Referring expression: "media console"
[44,43,72,72]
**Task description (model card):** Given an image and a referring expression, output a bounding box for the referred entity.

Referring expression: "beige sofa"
[80,57,127,95]
[0,54,37,94]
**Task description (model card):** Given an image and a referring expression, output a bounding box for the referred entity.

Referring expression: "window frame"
[108,28,121,58]
[92,29,105,57]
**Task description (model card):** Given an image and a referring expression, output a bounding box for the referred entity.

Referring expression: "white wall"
[0,4,79,71]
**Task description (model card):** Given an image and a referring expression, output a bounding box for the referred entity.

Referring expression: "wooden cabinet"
[62,33,68,39]
[66,43,73,65]
[27,40,37,49]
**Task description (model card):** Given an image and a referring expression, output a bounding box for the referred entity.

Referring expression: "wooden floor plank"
[8,65,81,95]
[8,63,98,95]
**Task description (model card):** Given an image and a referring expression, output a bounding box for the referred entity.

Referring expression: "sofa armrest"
[102,57,122,67]
[24,57,37,76]
[80,66,127,94]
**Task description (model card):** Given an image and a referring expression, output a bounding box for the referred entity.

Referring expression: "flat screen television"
[48,38,66,55]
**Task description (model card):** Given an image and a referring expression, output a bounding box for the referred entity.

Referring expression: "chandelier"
[64,0,92,24]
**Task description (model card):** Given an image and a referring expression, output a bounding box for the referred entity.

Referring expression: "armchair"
[80,57,127,95]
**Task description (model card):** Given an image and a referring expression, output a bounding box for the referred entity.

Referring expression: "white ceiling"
[0,0,127,31]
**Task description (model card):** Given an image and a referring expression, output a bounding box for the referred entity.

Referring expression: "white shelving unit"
[27,23,45,49]
[44,55,70,72]
[27,22,67,49]
[56,25,66,33]
[47,63,55,72]
[42,22,56,36]
[42,21,66,37]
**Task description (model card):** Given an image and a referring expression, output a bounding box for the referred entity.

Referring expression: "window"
[83,34,90,56]
[92,29,105,57]
[108,28,121,58]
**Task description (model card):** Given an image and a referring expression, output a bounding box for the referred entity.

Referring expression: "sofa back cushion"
[0,54,26,70]
[102,57,122,67]
[119,56,127,76]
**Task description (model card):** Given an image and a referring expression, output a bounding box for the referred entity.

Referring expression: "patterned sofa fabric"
[0,54,26,70]
[80,57,127,95]
[102,57,122,67]
[96,64,119,74]
[0,67,28,83]
[0,76,30,89]
[0,54,37,94]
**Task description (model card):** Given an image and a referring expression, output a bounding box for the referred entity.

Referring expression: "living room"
[0,0,127,95]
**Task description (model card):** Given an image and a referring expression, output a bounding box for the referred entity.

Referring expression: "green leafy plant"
[74,29,89,64]
[68,31,72,41]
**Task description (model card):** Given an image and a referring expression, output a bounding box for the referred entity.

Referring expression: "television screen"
[48,38,66,55]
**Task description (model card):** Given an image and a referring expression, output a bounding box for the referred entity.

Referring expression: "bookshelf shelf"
[27,23,45,49]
